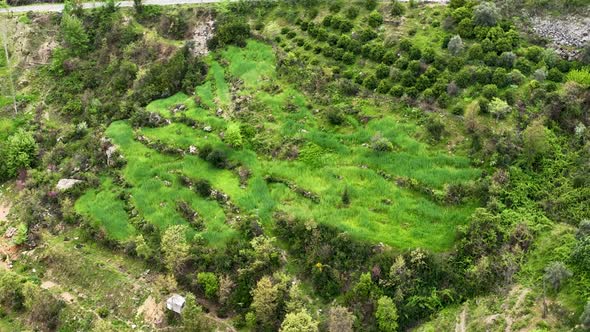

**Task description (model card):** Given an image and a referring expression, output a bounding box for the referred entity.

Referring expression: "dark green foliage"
[547,68,564,82]
[0,272,24,311]
[327,109,345,125]
[132,46,208,105]
[482,84,498,99]
[390,85,404,97]
[391,0,405,16]
[473,2,499,27]
[572,236,590,272]
[544,262,572,291]
[60,13,90,56]
[425,116,445,141]
[342,186,350,206]
[368,11,384,28]
[363,74,379,90]
[329,2,342,13]
[208,18,251,49]
[194,179,212,197]
[376,64,390,79]
[365,0,378,10]
[206,149,229,169]
[345,6,359,19]
[4,130,38,178]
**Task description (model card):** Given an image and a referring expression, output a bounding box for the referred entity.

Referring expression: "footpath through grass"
[77,40,481,251]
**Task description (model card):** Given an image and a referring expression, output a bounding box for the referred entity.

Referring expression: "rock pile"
[191,19,215,56]
[531,15,590,59]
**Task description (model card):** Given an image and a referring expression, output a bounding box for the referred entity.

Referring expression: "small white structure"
[166,294,186,314]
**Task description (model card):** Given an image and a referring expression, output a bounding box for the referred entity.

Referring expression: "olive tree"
[544,262,572,291]
[473,2,499,27]
[448,35,464,56]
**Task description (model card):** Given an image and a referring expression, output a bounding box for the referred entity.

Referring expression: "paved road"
[1,0,448,14]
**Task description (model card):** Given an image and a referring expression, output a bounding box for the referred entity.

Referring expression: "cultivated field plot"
[76,41,480,251]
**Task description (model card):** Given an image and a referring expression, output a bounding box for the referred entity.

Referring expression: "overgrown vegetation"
[0,0,589,330]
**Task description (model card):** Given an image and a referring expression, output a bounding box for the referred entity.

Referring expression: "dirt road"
[1,0,448,14]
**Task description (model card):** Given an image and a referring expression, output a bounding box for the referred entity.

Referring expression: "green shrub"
[363,74,379,90]
[197,272,219,299]
[345,6,359,19]
[376,64,390,79]
[327,109,345,125]
[489,97,511,119]
[467,43,483,60]
[342,52,356,65]
[368,11,384,28]
[566,68,590,87]
[377,80,392,94]
[208,150,228,168]
[481,84,498,99]
[371,133,394,152]
[0,272,24,310]
[547,68,564,82]
[389,85,404,97]
[457,18,474,38]
[5,130,38,178]
[194,179,212,197]
[60,13,89,55]
[22,283,65,331]
[391,0,405,16]
[448,35,464,56]
[365,0,377,10]
[329,2,342,13]
[425,116,445,141]
[208,18,250,49]
[473,2,499,27]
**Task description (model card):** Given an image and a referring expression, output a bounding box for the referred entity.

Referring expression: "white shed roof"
[166,294,186,314]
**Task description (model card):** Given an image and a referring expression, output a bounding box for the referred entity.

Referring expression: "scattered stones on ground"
[531,15,590,60]
[56,179,83,191]
[191,19,215,56]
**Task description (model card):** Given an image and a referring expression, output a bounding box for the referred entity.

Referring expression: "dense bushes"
[0,129,38,180]
[208,18,251,49]
[132,45,208,105]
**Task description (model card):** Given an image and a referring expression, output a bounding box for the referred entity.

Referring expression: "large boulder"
[56,179,82,191]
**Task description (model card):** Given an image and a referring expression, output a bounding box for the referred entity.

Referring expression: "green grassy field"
[76,40,480,251]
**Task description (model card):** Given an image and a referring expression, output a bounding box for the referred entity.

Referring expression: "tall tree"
[279,310,319,332]
[60,13,89,55]
[328,305,355,332]
[251,276,280,328]
[183,293,210,332]
[375,296,398,332]
[161,225,190,273]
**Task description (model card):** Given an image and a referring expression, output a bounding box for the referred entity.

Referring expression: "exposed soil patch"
[0,202,11,222]
[137,295,165,327]
[41,280,58,290]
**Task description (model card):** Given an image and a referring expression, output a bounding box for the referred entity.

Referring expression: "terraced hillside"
[77,40,480,251]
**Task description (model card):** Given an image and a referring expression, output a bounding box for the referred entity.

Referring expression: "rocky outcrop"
[191,18,215,56]
[531,15,590,59]
[56,179,82,191]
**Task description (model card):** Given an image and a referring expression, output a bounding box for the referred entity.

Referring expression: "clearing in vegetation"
[77,40,480,251]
